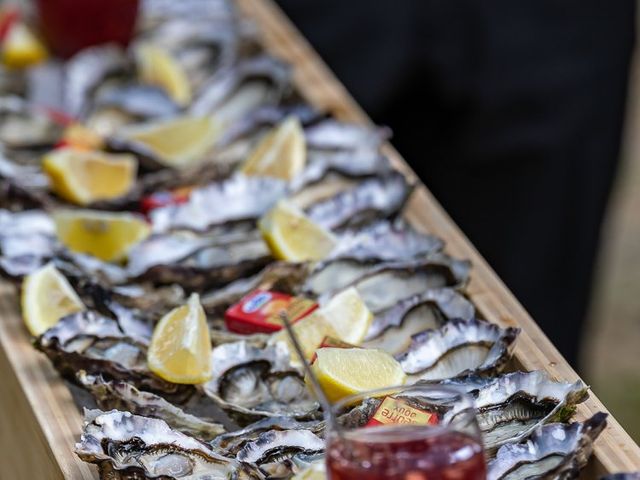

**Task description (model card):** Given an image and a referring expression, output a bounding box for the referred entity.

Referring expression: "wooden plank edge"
[0,282,97,479]
[237,0,640,474]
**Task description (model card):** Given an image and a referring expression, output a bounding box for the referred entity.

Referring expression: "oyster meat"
[488,413,608,480]
[442,371,589,455]
[397,318,519,382]
[363,288,475,355]
[203,341,319,424]
[76,409,262,479]
[78,372,226,441]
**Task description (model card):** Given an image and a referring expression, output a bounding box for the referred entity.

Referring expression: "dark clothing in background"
[277,0,636,368]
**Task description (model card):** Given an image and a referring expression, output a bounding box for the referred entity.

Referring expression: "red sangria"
[326,385,487,480]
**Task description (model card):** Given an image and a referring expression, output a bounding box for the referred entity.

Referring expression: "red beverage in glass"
[35,0,140,58]
[327,426,486,480]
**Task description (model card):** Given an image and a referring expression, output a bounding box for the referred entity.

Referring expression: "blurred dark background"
[277,0,640,437]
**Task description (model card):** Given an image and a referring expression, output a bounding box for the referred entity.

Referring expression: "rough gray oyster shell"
[397,318,519,382]
[236,429,325,478]
[150,174,288,232]
[308,254,471,313]
[487,413,608,480]
[203,341,319,424]
[76,410,262,480]
[34,310,192,402]
[127,229,271,291]
[78,372,225,441]
[363,288,475,355]
[211,416,322,456]
[0,96,63,149]
[305,172,413,230]
[442,371,589,455]
[601,474,640,480]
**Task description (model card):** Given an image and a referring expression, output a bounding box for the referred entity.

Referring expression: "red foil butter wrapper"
[365,396,439,427]
[225,290,318,334]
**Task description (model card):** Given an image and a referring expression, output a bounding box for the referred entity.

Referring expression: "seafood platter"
[0,0,639,479]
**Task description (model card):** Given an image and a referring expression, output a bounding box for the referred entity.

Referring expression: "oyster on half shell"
[203,341,319,425]
[76,410,263,480]
[397,318,519,382]
[78,372,226,441]
[35,310,192,402]
[441,371,589,455]
[236,429,325,478]
[487,413,608,480]
[363,288,475,355]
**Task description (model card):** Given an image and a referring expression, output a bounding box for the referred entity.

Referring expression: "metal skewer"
[279,311,340,431]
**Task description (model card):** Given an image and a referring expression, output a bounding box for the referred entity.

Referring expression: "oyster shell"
[211,416,322,456]
[76,410,262,480]
[203,341,319,424]
[150,174,288,232]
[303,118,391,152]
[236,429,325,478]
[78,372,226,441]
[363,288,475,355]
[308,254,471,313]
[34,310,192,401]
[190,55,291,124]
[304,172,414,230]
[487,413,608,480]
[442,371,589,455]
[601,474,640,480]
[0,96,63,149]
[397,318,519,382]
[128,229,271,291]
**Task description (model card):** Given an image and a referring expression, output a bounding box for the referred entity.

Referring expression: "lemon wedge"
[53,210,151,262]
[148,293,212,384]
[310,348,407,403]
[1,22,47,69]
[321,287,373,345]
[43,148,137,205]
[21,263,85,336]
[241,116,306,180]
[120,116,219,169]
[259,200,337,262]
[136,43,191,105]
[269,288,371,366]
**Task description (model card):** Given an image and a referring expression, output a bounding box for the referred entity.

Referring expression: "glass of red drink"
[35,0,140,58]
[326,384,486,480]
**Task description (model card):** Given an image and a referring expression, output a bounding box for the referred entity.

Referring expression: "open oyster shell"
[487,413,608,480]
[78,372,226,441]
[202,341,319,425]
[601,474,640,480]
[236,429,325,478]
[397,318,519,382]
[363,288,475,355]
[76,410,263,480]
[442,371,589,455]
[308,254,471,313]
[35,311,192,402]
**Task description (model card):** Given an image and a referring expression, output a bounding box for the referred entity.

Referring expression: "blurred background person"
[277,0,636,369]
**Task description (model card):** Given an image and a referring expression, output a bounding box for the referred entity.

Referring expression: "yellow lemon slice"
[53,210,151,262]
[21,263,84,336]
[148,293,212,384]
[270,312,338,367]
[321,287,373,345]
[120,116,220,169]
[241,116,306,180]
[43,148,137,205]
[1,22,47,69]
[136,43,191,105]
[310,348,407,403]
[259,200,337,262]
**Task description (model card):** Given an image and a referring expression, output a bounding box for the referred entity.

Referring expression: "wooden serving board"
[1,0,639,478]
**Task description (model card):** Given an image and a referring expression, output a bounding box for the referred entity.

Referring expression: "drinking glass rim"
[328,383,477,440]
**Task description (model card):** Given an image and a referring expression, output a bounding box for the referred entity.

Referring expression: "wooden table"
[1,0,639,478]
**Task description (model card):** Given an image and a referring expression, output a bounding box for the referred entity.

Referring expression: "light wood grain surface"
[0,0,638,478]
